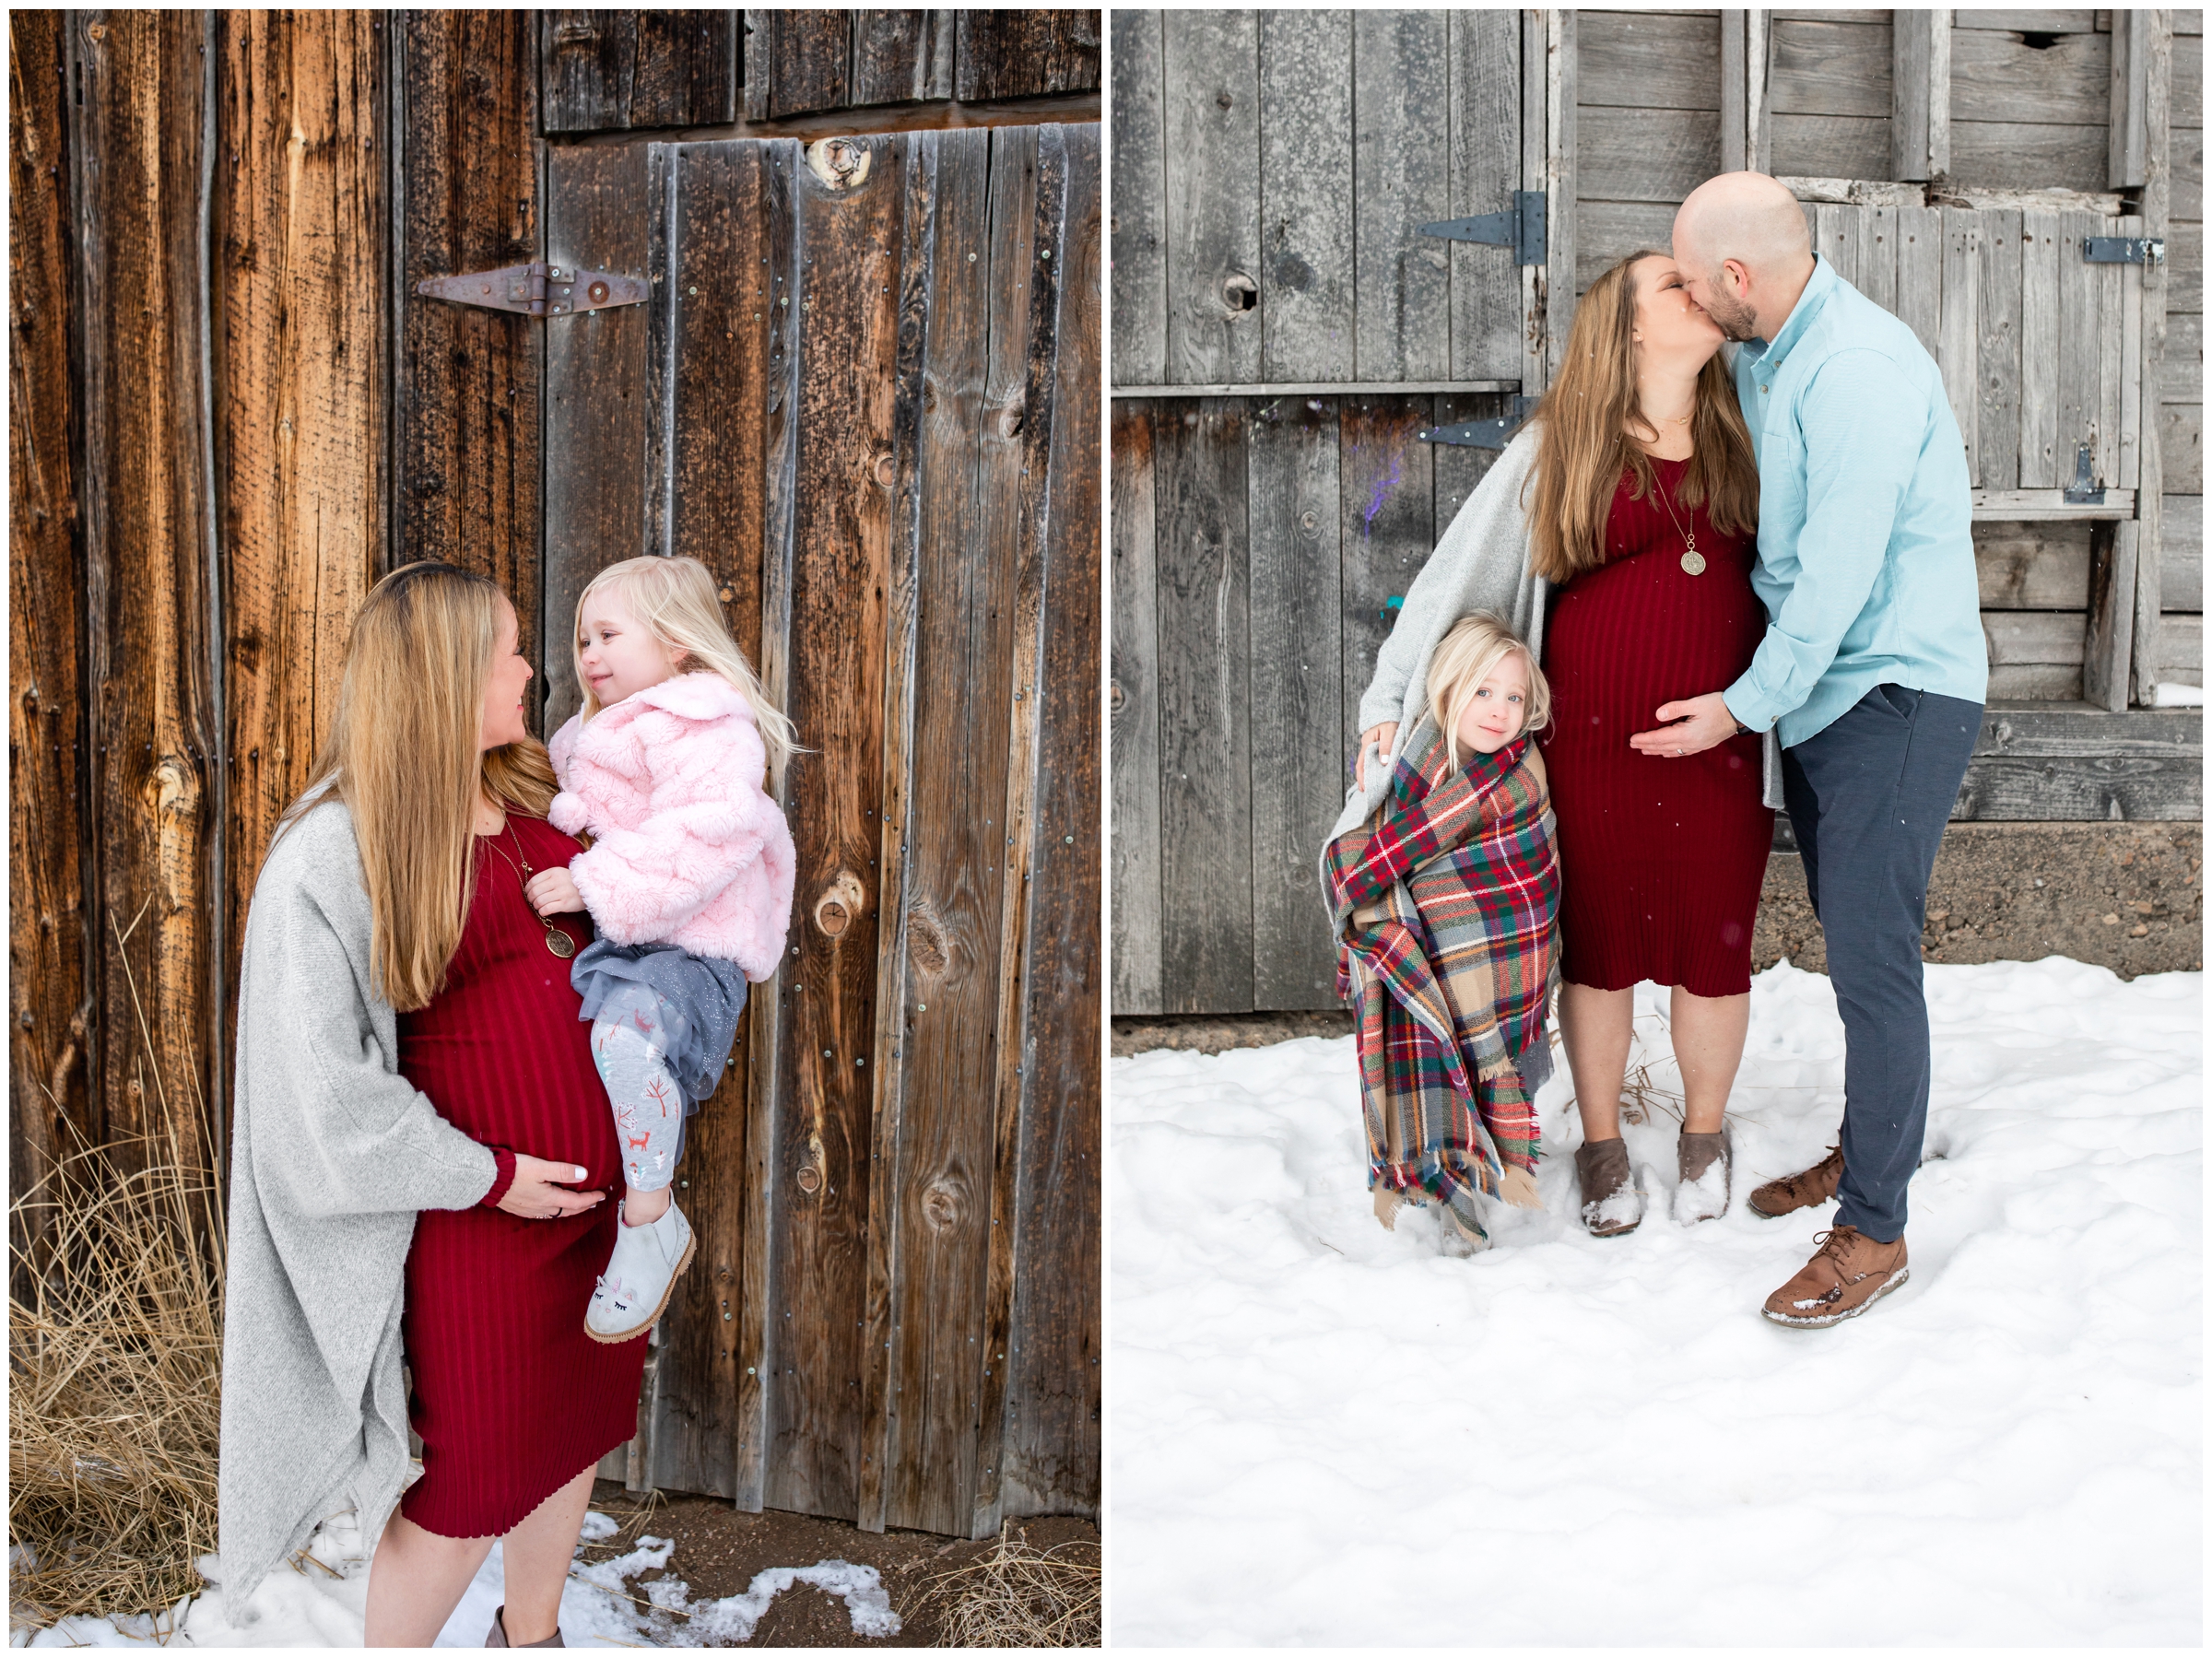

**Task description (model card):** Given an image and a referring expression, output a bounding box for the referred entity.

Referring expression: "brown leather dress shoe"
[1760,1226,1909,1328]
[1747,1144,1844,1218]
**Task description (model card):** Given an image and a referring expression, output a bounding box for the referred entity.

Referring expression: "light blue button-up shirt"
[1722,255,1988,747]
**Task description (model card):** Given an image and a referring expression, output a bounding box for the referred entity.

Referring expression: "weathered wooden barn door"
[543,121,1100,1535]
[1111,9,1551,1017]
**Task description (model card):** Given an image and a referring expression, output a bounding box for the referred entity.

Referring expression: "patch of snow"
[2154,682,2204,707]
[16,1507,899,1648]
[1111,958,2204,1645]
[1670,1145,1730,1226]
[1583,1173,1646,1232]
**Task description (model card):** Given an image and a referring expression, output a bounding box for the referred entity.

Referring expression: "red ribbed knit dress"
[1538,456,1773,997]
[396,815,647,1539]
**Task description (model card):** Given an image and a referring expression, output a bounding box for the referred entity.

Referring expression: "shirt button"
[1759,385,1769,393]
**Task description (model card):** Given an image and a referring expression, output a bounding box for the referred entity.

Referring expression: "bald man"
[1656,171,1987,1329]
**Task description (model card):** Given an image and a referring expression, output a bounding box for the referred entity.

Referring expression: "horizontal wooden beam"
[1111,380,1521,399]
[1971,488,2138,520]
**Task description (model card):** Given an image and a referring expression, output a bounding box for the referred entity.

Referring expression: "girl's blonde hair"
[1525,249,1759,584]
[275,561,559,1013]
[572,555,798,773]
[1426,611,1550,774]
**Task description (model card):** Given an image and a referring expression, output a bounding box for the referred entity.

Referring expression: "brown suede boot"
[1573,1137,1642,1237]
[1747,1144,1844,1218]
[1672,1128,1730,1225]
[486,1607,565,1648]
[1760,1226,1909,1328]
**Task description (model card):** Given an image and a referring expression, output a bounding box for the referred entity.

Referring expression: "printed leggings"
[591,981,688,1193]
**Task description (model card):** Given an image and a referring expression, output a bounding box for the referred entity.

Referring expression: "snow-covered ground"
[15,1509,897,1648]
[1112,958,2203,1646]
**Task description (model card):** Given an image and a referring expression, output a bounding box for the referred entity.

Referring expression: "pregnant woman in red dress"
[1529,251,1770,1235]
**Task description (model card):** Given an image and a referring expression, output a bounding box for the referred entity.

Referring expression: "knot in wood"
[905,899,949,975]
[796,1163,823,1195]
[813,870,867,939]
[921,1176,966,1231]
[806,137,871,191]
[873,452,896,487]
[996,404,1024,438]
[1220,273,1257,315]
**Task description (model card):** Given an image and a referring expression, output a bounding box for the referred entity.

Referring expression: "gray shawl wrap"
[216,794,500,1612]
[1328,425,1783,850]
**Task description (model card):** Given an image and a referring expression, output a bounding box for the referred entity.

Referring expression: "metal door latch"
[1419,192,1547,266]
[415,262,648,317]
[1418,394,1539,451]
[2061,442,2104,505]
[2082,237,2163,264]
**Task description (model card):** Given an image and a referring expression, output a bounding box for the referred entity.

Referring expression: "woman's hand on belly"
[499,1154,606,1220]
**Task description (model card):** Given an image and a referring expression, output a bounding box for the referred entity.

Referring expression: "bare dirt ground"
[582,1482,1098,1646]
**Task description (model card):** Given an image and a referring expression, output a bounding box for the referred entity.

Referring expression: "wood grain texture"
[763,129,905,1522]
[2085,520,2139,708]
[1110,404,1162,1014]
[1957,710,2200,817]
[1976,208,2025,492]
[762,11,851,119]
[993,119,1100,1528]
[2162,494,2203,609]
[542,144,653,736]
[2058,211,2102,487]
[1259,10,1354,383]
[1858,204,1900,311]
[1576,201,1679,292]
[1577,10,1721,112]
[1940,209,1983,481]
[954,10,1101,102]
[1723,9,1747,171]
[1950,20,2110,123]
[539,11,736,134]
[1893,204,1944,363]
[1155,401,1253,1014]
[71,9,221,1175]
[1976,519,2095,606]
[1579,107,1724,205]
[2158,612,2203,681]
[1449,7,1523,382]
[1769,112,1893,181]
[2021,209,2062,485]
[1815,202,1862,288]
[851,10,954,108]
[215,11,384,1117]
[1546,9,1579,379]
[1769,16,1892,118]
[1338,397,1434,758]
[1984,609,2090,664]
[2159,402,2204,490]
[393,10,541,666]
[1162,10,1260,385]
[2160,310,2201,403]
[1524,7,1551,387]
[9,9,92,1235]
[2169,228,2200,310]
[1950,119,2114,193]
[1109,9,1165,388]
[1248,397,1344,1010]
[1894,8,1939,180]
[1353,9,1452,382]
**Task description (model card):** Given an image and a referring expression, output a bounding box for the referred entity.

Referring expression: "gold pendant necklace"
[486,822,577,959]
[1653,461,1705,575]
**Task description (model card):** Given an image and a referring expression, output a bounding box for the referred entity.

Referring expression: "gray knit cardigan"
[1326,425,1783,852]
[216,793,500,1612]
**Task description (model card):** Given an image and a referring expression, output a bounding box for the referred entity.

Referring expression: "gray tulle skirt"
[571,938,749,1108]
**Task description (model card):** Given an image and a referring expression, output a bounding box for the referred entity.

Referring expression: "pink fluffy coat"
[547,672,795,981]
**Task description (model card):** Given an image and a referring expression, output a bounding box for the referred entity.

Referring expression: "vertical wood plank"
[1110,404,1163,1014]
[72,10,221,1177]
[1449,8,1523,383]
[1895,204,1944,358]
[1747,8,1771,174]
[1155,401,1252,1015]
[1522,8,1549,394]
[1162,10,1261,385]
[1894,9,1951,180]
[540,12,737,135]
[1723,9,1747,173]
[762,130,906,1522]
[216,12,385,1130]
[1339,397,1435,761]
[2120,211,2144,490]
[954,10,1102,101]
[2132,14,2171,703]
[1259,9,1354,383]
[1432,394,1511,536]
[1939,209,1982,483]
[2111,6,2151,186]
[1816,203,1861,288]
[766,11,853,119]
[868,123,1002,1539]
[1977,208,2024,493]
[9,9,93,1233]
[2100,211,2132,487]
[1248,397,1343,1010]
[1108,8,1165,387]
[393,10,541,670]
[2021,209,2062,486]
[1859,203,1899,312]
[851,10,955,108]
[993,118,1101,1528]
[2058,209,2100,487]
[1546,9,1579,383]
[1354,8,1452,381]
[2085,519,2139,708]
[542,143,653,735]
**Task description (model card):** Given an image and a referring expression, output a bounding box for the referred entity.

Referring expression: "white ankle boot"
[585,1198,696,1344]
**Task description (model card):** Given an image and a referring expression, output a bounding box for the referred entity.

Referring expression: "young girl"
[1321,611,1561,1250]
[525,556,797,1342]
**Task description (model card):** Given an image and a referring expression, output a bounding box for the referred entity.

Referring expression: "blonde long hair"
[1526,250,1759,584]
[571,556,797,773]
[1426,611,1551,775]
[274,561,558,1012]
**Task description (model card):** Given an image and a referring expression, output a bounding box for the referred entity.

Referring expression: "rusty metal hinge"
[1420,192,1547,266]
[414,262,647,318]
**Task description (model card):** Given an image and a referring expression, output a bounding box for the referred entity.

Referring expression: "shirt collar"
[1741,253,1835,369]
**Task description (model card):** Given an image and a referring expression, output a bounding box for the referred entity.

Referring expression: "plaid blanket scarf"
[1322,720,1559,1240]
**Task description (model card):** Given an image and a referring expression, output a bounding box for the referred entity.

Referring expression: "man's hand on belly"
[1628,691,1741,758]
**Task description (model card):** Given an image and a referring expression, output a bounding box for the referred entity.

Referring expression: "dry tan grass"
[921,1523,1101,1649]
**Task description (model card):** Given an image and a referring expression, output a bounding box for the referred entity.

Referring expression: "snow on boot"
[1673,1127,1731,1224]
[1574,1136,1642,1237]
[585,1196,697,1344]
[487,1607,566,1647]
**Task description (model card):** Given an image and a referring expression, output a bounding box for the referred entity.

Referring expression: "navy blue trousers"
[1781,685,1982,1242]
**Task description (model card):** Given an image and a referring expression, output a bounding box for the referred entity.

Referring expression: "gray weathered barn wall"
[1110,8,2204,1019]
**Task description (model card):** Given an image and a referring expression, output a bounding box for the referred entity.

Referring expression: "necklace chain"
[483,819,578,959]
[1650,461,1706,576]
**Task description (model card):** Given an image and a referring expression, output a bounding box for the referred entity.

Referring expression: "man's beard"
[1700,286,1759,342]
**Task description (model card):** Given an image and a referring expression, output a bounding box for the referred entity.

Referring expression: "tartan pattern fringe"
[1323,721,1560,1238]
